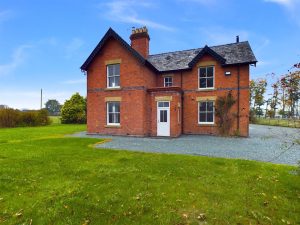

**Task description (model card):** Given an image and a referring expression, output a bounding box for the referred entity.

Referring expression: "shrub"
[215,92,236,136]
[0,108,50,128]
[0,108,20,128]
[249,109,257,123]
[61,93,86,124]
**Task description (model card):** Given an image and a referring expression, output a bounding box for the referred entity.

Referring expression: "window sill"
[105,87,122,91]
[197,88,216,92]
[105,125,121,128]
[198,123,216,127]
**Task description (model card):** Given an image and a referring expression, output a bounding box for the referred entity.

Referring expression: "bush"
[249,109,257,123]
[0,108,50,128]
[0,108,20,127]
[61,93,86,124]
[215,92,236,136]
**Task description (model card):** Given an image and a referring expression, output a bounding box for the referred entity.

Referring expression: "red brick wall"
[86,37,156,136]
[180,54,250,136]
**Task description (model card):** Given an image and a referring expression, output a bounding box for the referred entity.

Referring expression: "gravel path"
[71,125,300,165]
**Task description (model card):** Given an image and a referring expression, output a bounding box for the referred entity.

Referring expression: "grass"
[0,125,299,224]
[253,117,300,128]
[49,116,61,124]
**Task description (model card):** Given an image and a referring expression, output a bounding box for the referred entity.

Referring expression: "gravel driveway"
[72,124,300,165]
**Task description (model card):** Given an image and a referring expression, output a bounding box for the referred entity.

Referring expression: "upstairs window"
[164,76,173,87]
[198,101,214,124]
[199,66,214,89]
[107,64,120,88]
[107,102,120,125]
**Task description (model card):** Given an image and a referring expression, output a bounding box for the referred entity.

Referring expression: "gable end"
[188,45,226,68]
[81,28,148,71]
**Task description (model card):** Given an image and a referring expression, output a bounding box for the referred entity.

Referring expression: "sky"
[0,0,299,109]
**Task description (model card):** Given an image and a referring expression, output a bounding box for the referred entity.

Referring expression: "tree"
[250,78,267,117]
[45,99,61,116]
[269,81,280,118]
[61,93,86,124]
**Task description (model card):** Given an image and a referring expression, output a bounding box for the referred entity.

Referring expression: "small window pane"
[108,113,113,123]
[199,68,206,77]
[160,110,164,122]
[207,112,213,122]
[108,66,114,76]
[207,101,214,111]
[207,78,213,88]
[199,102,206,111]
[163,110,167,122]
[158,102,169,108]
[114,76,120,87]
[199,112,206,122]
[114,64,120,75]
[114,103,120,112]
[160,110,167,122]
[200,78,206,88]
[207,67,214,77]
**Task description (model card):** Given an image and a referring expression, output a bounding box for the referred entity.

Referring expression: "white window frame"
[198,101,215,125]
[164,76,173,87]
[198,66,215,90]
[107,102,120,125]
[107,64,120,88]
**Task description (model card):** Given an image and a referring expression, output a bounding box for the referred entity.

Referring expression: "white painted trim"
[198,101,215,125]
[157,101,170,136]
[198,66,215,90]
[106,64,120,88]
[106,102,120,126]
[164,76,173,87]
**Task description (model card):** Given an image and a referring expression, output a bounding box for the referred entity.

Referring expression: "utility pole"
[40,89,43,109]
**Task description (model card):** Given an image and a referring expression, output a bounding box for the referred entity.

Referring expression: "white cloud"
[0,45,32,77]
[62,78,86,84]
[65,38,85,59]
[100,0,175,31]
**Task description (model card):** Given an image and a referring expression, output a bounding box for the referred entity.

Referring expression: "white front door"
[157,101,170,136]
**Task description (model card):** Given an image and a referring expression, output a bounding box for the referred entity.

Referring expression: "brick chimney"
[130,26,150,58]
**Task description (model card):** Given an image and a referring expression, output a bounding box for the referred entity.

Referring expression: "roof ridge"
[148,41,249,58]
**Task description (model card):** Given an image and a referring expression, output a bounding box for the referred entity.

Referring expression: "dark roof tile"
[147,41,257,72]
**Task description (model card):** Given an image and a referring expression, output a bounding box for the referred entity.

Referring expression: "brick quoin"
[82,27,256,137]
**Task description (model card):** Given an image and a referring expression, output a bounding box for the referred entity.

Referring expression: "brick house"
[80,27,257,137]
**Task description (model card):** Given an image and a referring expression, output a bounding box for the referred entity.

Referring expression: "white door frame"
[157,101,170,136]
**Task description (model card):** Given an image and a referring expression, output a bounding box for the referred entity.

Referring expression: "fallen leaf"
[197,213,206,221]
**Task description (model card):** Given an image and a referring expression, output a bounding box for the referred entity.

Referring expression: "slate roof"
[81,28,257,73]
[147,41,257,72]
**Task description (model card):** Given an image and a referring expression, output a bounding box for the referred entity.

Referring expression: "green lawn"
[0,125,299,224]
[49,116,61,124]
[253,117,300,128]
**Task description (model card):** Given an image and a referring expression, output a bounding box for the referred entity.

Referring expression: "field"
[0,124,299,224]
[253,117,300,128]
